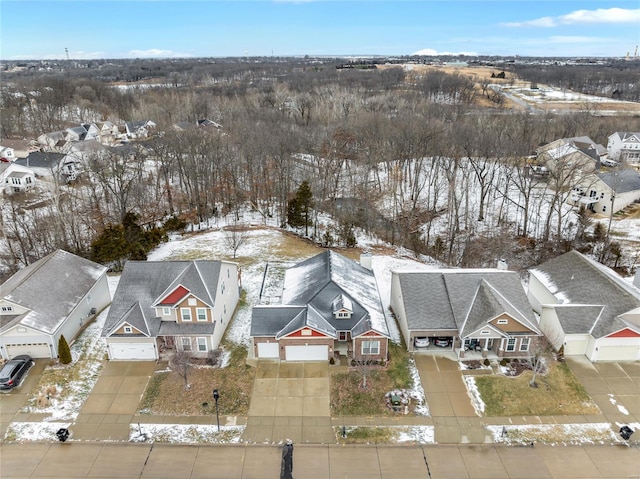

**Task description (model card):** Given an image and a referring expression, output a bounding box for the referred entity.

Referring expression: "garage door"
[285,345,328,361]
[6,343,51,358]
[257,342,279,359]
[109,343,156,360]
[596,345,638,361]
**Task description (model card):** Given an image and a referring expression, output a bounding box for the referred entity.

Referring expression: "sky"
[1,1,639,60]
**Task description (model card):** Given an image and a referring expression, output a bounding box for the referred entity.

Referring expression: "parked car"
[601,158,618,168]
[0,355,34,391]
[434,337,451,348]
[414,337,430,348]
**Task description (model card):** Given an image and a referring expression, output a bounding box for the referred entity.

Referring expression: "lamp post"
[212,388,220,432]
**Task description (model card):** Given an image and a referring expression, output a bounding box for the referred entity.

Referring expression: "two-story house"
[102,260,239,360]
[607,132,640,164]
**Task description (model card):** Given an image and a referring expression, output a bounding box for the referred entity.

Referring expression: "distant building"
[607,132,640,164]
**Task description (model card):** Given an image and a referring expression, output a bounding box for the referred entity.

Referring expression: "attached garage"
[591,338,640,362]
[5,342,51,358]
[257,342,280,359]
[285,345,328,361]
[108,342,157,360]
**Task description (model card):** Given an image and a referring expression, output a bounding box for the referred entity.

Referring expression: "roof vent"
[497,259,508,270]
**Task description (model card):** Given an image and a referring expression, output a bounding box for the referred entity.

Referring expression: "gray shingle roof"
[597,169,640,194]
[396,270,539,336]
[253,251,389,339]
[552,305,604,334]
[530,250,640,338]
[0,250,107,335]
[102,260,223,339]
[16,152,67,169]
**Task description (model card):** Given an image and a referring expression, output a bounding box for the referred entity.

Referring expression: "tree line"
[1,60,640,278]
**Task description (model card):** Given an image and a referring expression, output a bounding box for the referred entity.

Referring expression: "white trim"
[197,337,207,352]
[181,308,192,321]
[361,340,380,355]
[196,308,207,322]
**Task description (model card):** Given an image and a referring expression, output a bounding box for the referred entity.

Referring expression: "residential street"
[1,442,639,478]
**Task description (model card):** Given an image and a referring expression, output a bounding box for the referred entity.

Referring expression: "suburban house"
[3,164,36,195]
[250,251,390,362]
[37,131,67,150]
[607,132,640,164]
[64,124,99,142]
[536,136,603,177]
[0,250,110,360]
[14,151,80,181]
[570,169,640,215]
[528,250,640,362]
[390,269,542,357]
[0,146,17,162]
[102,260,240,361]
[95,121,124,145]
[125,120,156,139]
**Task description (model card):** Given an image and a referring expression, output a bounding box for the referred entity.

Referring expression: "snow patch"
[463,376,485,415]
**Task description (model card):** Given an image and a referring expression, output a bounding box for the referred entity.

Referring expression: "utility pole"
[65,48,69,61]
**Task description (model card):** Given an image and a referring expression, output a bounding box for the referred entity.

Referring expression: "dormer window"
[124,326,132,334]
[332,294,353,319]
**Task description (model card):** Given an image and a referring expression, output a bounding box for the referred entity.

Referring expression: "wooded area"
[2,58,640,277]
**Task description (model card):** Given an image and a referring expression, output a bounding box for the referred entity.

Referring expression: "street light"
[212,388,220,432]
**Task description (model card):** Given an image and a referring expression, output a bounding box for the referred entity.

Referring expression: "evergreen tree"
[287,180,314,236]
[58,335,72,364]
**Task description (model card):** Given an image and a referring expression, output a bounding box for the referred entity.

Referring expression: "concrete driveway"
[0,359,47,437]
[414,354,477,417]
[566,357,640,424]
[243,361,334,444]
[71,361,156,441]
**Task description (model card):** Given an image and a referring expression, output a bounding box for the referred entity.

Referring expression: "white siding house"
[528,251,640,362]
[607,132,640,164]
[0,250,110,360]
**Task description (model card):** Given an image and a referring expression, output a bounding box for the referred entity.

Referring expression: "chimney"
[360,252,373,270]
[497,259,508,270]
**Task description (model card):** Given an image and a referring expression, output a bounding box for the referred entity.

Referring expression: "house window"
[480,330,490,334]
[188,298,197,306]
[197,337,207,352]
[520,338,530,352]
[181,337,192,352]
[1,306,13,312]
[181,308,192,321]
[301,329,312,336]
[336,311,351,319]
[338,331,347,341]
[497,319,508,325]
[86,294,92,304]
[506,338,516,352]
[162,307,171,316]
[196,308,207,321]
[362,340,380,355]
[221,282,225,294]
[602,205,607,212]
[124,326,132,334]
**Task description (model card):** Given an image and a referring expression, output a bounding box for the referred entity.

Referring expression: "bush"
[483,358,490,366]
[329,356,335,365]
[58,335,72,364]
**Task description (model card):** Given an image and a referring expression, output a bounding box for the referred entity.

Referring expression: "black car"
[0,355,34,391]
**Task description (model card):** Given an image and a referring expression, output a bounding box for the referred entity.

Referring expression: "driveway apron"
[243,361,334,444]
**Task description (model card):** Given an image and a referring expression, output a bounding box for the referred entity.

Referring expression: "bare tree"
[169,349,192,389]
[224,224,248,259]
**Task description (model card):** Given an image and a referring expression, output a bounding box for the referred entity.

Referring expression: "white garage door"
[6,343,51,358]
[109,343,156,360]
[257,342,280,358]
[285,345,328,361]
[596,345,638,361]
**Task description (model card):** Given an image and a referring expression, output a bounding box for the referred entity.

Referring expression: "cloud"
[412,48,478,56]
[503,7,640,27]
[127,49,193,58]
